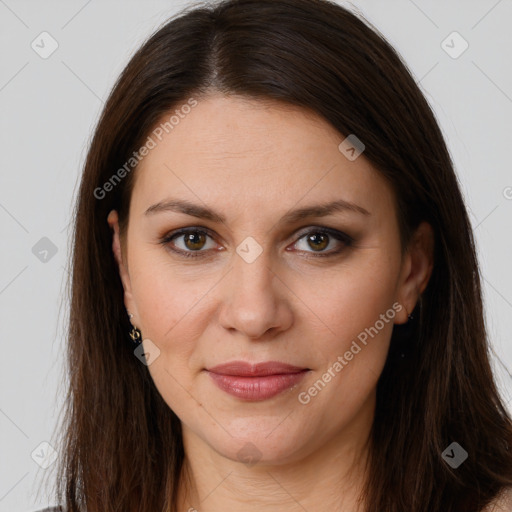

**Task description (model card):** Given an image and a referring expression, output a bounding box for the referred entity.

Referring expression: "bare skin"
[108,94,434,512]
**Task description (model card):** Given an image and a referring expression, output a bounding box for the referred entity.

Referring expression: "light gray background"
[0,0,511,510]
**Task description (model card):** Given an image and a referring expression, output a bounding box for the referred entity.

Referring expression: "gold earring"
[127,311,142,344]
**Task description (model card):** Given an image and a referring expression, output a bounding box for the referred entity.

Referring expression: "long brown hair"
[53,0,512,510]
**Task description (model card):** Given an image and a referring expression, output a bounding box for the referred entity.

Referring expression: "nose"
[217,248,293,340]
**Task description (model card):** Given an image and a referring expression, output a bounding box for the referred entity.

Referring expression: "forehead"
[130,94,394,221]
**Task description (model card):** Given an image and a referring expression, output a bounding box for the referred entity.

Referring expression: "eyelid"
[293,225,349,241]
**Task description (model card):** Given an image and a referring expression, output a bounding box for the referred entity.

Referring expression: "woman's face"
[109,94,432,467]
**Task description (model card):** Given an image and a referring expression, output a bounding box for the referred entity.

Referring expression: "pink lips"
[205,361,310,401]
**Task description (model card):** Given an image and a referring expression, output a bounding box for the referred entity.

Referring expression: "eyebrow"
[144,198,371,223]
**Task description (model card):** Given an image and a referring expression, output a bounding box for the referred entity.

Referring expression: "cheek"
[128,244,208,335]
[296,249,400,354]
[290,248,400,412]
[128,257,212,416]
[294,259,401,426]
[127,254,212,390]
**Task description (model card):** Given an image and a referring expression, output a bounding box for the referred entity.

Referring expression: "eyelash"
[159,226,354,259]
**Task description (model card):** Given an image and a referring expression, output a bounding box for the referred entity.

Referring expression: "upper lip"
[206,361,309,377]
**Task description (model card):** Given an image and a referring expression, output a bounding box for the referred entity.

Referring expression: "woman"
[41,0,512,510]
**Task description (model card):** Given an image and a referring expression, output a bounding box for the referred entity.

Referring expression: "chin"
[202,421,315,467]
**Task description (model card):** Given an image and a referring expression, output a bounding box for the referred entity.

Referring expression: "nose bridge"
[229,228,274,288]
[231,240,276,304]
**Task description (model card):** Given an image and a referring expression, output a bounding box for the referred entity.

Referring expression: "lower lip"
[206,370,309,401]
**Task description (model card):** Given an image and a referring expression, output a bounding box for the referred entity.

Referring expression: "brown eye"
[306,232,329,251]
[292,228,353,257]
[161,228,217,258]
[183,231,207,251]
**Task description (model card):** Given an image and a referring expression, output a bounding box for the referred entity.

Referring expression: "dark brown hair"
[53,0,512,510]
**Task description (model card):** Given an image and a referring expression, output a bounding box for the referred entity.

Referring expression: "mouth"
[204,360,311,401]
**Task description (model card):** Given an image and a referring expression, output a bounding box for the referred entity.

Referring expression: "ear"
[107,209,138,322]
[394,221,434,324]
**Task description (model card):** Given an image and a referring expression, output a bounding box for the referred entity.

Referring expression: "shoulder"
[482,487,512,512]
